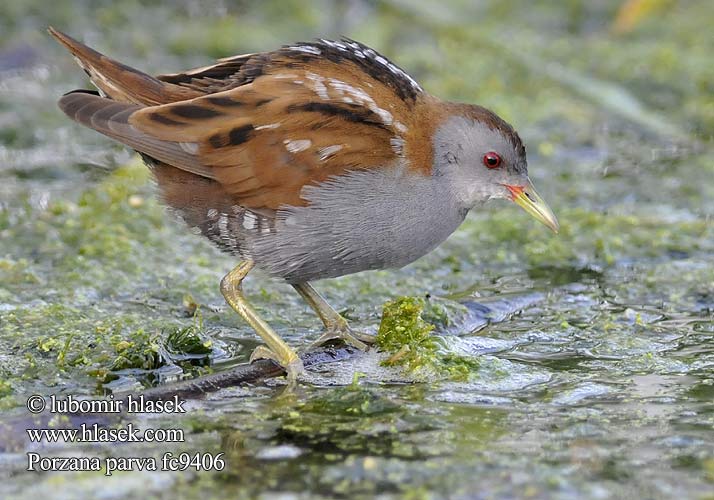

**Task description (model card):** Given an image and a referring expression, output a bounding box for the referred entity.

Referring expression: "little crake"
[50,28,558,383]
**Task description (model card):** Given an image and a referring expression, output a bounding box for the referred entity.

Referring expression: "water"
[1,1,713,498]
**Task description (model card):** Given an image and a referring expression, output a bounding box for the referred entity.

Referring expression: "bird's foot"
[310,319,376,351]
[250,345,305,386]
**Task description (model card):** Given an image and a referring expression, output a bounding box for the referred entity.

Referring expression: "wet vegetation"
[1,0,713,498]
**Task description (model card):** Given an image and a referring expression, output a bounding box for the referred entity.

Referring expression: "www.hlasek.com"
[25,394,225,475]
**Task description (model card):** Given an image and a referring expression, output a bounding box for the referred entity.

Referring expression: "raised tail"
[48,27,199,105]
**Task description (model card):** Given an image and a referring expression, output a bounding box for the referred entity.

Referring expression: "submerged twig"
[136,345,358,401]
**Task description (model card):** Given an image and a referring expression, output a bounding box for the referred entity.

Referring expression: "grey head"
[431,105,558,233]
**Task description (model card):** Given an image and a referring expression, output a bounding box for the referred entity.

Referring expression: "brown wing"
[156,53,268,94]
[129,41,435,209]
[54,33,435,210]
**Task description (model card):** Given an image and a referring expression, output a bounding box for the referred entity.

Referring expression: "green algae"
[165,324,212,356]
[109,329,161,371]
[376,297,436,366]
[0,156,228,392]
[376,296,479,380]
[107,321,214,377]
[1,1,714,498]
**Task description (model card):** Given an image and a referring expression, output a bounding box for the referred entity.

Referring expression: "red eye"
[483,152,502,169]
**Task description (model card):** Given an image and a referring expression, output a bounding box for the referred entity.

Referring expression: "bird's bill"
[504,180,559,233]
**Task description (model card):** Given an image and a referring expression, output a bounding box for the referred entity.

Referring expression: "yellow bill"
[505,180,559,233]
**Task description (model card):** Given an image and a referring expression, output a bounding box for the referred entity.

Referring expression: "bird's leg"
[292,282,375,351]
[221,261,304,385]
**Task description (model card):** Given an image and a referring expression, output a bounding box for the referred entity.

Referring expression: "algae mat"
[1,1,713,498]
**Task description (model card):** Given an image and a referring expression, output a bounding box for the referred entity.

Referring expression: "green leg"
[292,282,375,350]
[221,261,304,384]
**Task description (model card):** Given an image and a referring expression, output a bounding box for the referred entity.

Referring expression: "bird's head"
[433,105,559,233]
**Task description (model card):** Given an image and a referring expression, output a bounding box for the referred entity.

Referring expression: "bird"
[49,27,558,384]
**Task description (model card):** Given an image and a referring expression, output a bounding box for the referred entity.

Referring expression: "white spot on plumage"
[320,39,347,51]
[242,212,257,230]
[374,108,393,125]
[289,45,321,55]
[395,121,408,133]
[284,139,312,153]
[218,213,229,235]
[326,78,394,126]
[179,142,199,154]
[317,144,343,161]
[207,208,218,218]
[255,122,281,130]
[399,70,420,90]
[328,78,369,101]
[390,137,405,155]
[312,81,329,99]
[305,72,329,99]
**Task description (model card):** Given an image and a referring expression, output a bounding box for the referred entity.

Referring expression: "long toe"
[351,330,376,344]
[310,327,374,351]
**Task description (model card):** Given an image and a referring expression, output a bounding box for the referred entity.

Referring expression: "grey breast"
[248,163,468,283]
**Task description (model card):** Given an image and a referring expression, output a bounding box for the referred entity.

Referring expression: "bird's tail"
[48,27,193,106]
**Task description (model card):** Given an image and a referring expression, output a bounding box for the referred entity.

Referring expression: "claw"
[250,345,306,384]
